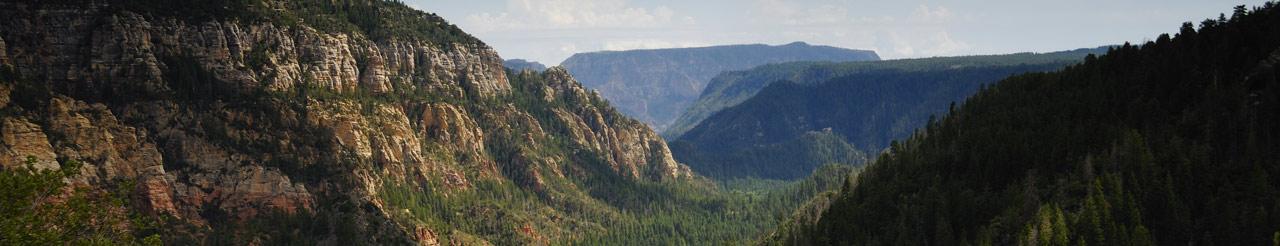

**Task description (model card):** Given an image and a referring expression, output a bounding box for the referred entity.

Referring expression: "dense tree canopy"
[673,59,1085,180]
[665,47,1108,139]
[785,3,1280,245]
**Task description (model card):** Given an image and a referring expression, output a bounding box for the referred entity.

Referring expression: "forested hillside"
[780,4,1280,245]
[665,48,1107,139]
[671,52,1101,180]
[561,42,879,131]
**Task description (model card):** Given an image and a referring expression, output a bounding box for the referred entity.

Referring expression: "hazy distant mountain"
[503,59,547,72]
[670,48,1108,180]
[560,42,879,131]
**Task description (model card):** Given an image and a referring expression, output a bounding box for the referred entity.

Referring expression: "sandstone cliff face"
[1,5,508,100]
[539,68,690,180]
[0,1,689,244]
[0,35,8,65]
[0,117,58,171]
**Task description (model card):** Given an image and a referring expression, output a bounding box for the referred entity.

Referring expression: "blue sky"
[406,0,1267,65]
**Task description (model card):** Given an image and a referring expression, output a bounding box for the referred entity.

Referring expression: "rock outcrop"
[541,67,689,180]
[0,117,59,171]
[0,35,8,65]
[1,4,508,101]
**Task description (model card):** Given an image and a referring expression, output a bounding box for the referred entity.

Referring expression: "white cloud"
[751,0,798,20]
[876,30,970,58]
[853,16,896,25]
[752,0,850,26]
[432,0,979,63]
[922,32,969,55]
[414,0,1265,64]
[741,1,970,58]
[465,0,686,32]
[911,4,954,23]
[559,43,579,54]
[790,5,849,25]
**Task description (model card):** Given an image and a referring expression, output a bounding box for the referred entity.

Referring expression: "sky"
[406,0,1268,65]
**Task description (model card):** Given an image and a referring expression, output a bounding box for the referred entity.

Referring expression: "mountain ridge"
[561,42,879,131]
[504,59,547,72]
[669,49,1106,180]
[664,47,1111,139]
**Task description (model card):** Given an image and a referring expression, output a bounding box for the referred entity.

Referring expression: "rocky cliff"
[0,1,689,244]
